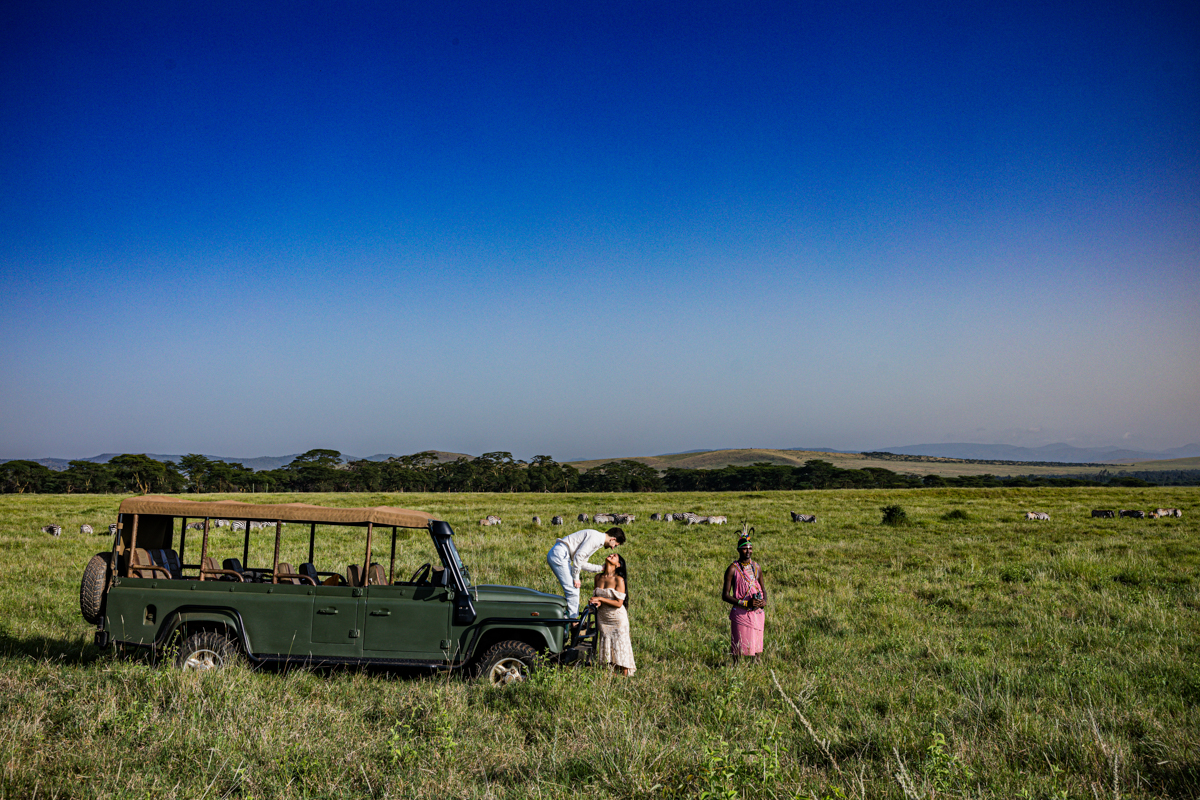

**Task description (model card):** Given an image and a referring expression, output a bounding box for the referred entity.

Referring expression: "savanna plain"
[1,488,1197,799]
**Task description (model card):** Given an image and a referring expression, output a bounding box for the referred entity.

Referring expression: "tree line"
[1,451,1177,495]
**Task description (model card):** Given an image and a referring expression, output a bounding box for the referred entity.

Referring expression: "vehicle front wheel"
[176,630,239,672]
[474,640,538,686]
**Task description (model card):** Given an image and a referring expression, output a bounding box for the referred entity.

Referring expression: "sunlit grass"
[0,488,1197,798]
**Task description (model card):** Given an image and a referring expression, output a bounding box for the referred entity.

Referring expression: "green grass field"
[1,488,1197,799]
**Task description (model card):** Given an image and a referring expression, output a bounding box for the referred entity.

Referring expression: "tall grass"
[0,488,1197,798]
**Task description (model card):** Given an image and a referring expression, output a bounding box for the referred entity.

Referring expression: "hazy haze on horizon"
[2,2,1197,463]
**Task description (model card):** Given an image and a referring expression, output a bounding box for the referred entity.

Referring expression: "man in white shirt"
[546,526,626,617]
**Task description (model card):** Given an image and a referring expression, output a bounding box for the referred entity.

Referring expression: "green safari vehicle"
[80,496,591,683]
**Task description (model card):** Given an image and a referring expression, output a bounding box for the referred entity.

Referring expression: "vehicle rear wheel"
[176,630,238,672]
[80,553,110,625]
[474,640,538,686]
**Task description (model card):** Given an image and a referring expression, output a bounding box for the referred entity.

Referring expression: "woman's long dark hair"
[614,553,630,610]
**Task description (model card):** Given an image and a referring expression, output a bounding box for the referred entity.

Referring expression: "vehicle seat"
[223,557,245,579]
[368,563,387,586]
[153,549,182,579]
[202,556,244,582]
[275,562,301,585]
[346,564,364,587]
[131,548,171,579]
[298,563,318,584]
[201,555,220,580]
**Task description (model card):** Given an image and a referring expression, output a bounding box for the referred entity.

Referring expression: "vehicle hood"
[475,584,567,607]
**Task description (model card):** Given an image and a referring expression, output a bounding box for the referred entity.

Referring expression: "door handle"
[317,607,339,615]
[369,609,391,617]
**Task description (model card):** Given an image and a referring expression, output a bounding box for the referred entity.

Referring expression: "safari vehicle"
[80,496,593,684]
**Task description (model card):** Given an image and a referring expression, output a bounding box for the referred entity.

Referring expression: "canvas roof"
[118,496,439,529]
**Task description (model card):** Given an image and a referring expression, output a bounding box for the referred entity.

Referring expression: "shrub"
[881,504,909,526]
[941,509,970,521]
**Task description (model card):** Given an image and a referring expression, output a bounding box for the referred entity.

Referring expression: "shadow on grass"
[0,628,108,665]
[0,628,459,683]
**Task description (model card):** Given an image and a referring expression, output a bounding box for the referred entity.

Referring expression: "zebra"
[230,521,247,531]
[480,515,502,526]
[185,521,205,530]
[532,516,541,526]
[650,513,662,521]
[790,512,817,523]
[1024,512,1050,521]
[551,516,564,526]
[1119,509,1145,519]
[681,513,703,525]
[706,515,727,524]
[1091,510,1116,518]
[593,513,616,525]
[1154,508,1182,518]
[80,524,94,535]
[578,513,590,522]
[612,514,635,524]
[108,523,118,537]
[41,524,62,537]
[213,519,230,528]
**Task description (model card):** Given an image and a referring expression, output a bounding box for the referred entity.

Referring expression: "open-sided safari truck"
[80,496,593,684]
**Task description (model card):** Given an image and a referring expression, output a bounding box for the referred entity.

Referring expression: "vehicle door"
[309,584,365,658]
[363,537,452,660]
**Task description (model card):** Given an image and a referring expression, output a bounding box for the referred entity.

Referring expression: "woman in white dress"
[587,552,636,676]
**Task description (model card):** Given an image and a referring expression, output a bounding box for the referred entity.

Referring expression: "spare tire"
[80,552,110,625]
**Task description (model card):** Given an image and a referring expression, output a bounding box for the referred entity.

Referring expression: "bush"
[941,509,970,521]
[881,504,909,526]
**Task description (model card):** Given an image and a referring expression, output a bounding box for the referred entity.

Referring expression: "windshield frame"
[432,526,472,590]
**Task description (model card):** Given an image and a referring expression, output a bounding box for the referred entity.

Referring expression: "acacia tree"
[108,454,185,494]
[283,449,344,491]
[0,460,55,493]
[62,460,119,493]
[527,455,579,493]
[179,454,212,493]
[578,460,663,492]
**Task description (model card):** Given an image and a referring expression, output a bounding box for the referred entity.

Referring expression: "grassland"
[1,488,1197,799]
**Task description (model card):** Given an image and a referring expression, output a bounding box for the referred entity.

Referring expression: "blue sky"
[2,1,1197,462]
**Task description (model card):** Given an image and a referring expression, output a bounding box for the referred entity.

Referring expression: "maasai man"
[721,529,767,664]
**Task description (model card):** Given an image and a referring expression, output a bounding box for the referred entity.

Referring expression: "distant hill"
[879,442,1200,463]
[565,447,1196,479]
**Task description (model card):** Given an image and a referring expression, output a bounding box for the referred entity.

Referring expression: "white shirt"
[555,528,608,582]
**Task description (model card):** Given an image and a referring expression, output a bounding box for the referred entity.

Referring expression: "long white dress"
[594,587,636,674]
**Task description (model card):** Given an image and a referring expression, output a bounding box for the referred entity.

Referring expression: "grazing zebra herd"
[472,511,730,527]
[38,519,300,536]
[40,523,107,536]
[1092,508,1183,519]
[36,504,1186,538]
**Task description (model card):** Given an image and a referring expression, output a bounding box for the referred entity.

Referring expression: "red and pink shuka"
[728,559,765,656]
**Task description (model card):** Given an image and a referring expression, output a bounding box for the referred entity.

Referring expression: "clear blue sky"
[2,1,1197,461]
